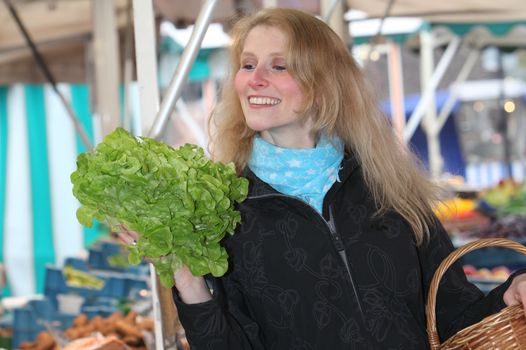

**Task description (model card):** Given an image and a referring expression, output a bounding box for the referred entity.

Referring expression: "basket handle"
[426,238,526,350]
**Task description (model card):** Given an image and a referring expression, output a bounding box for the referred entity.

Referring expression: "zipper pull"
[328,207,345,251]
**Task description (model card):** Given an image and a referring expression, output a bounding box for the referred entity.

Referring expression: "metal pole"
[262,0,278,7]
[133,0,160,136]
[321,0,347,42]
[122,0,134,132]
[403,36,461,142]
[176,99,208,149]
[497,49,512,178]
[148,0,220,140]
[420,29,441,178]
[323,0,341,23]
[387,42,405,141]
[434,48,480,134]
[93,0,121,138]
[3,0,93,151]
[131,1,166,348]
[360,0,396,68]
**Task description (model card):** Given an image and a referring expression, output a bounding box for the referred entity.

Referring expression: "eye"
[271,57,287,72]
[241,62,256,71]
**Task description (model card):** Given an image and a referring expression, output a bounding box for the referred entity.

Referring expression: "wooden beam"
[0,42,86,84]
[92,0,121,138]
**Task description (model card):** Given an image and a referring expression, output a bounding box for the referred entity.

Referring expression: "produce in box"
[71,128,249,288]
[481,178,526,216]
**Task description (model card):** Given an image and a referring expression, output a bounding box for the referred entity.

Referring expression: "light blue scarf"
[248,135,344,213]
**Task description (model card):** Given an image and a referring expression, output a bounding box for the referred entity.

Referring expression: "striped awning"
[0,84,104,296]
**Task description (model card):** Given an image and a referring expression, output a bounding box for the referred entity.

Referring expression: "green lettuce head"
[71,128,249,288]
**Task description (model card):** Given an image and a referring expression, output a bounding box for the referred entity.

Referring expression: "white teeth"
[249,97,280,105]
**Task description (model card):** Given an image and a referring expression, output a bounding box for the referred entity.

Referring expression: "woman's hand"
[115,225,139,245]
[173,265,213,304]
[503,273,526,314]
[116,226,212,304]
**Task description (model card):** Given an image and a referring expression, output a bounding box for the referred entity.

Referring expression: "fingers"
[174,265,192,282]
[173,267,212,304]
[503,274,526,317]
[115,224,139,245]
[117,232,137,246]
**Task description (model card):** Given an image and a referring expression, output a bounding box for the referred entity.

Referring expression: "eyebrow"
[240,51,286,58]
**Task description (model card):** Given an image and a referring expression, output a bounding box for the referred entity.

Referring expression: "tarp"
[0,82,146,296]
[347,0,526,23]
[1,84,98,296]
[435,22,526,49]
[348,12,526,48]
[0,0,131,83]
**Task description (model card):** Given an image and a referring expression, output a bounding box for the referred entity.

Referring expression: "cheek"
[288,87,306,110]
[234,72,245,98]
[281,78,305,104]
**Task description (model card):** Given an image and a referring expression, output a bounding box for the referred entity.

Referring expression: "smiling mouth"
[248,97,281,105]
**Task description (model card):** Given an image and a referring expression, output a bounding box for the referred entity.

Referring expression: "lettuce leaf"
[71,128,248,288]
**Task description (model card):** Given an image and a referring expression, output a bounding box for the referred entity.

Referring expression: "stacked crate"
[11,240,150,348]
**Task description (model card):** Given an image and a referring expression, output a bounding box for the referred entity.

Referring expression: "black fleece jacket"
[173,156,513,350]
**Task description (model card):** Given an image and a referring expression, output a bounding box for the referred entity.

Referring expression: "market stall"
[1,0,526,349]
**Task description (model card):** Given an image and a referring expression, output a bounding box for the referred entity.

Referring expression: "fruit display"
[463,265,513,294]
[461,214,526,242]
[437,179,526,295]
[63,336,129,350]
[63,266,105,290]
[480,178,526,217]
[434,197,490,234]
[18,311,153,350]
[463,265,511,282]
[434,197,477,221]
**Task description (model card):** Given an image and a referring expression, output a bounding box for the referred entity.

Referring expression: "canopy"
[0,0,132,83]
[2,0,526,83]
[347,0,526,23]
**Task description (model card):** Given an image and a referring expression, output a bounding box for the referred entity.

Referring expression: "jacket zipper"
[327,206,364,316]
[247,193,365,317]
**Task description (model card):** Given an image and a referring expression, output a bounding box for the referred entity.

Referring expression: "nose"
[248,66,268,89]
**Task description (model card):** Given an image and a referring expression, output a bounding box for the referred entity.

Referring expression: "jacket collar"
[242,151,361,199]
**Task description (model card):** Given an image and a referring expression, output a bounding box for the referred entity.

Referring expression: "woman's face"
[234,25,315,148]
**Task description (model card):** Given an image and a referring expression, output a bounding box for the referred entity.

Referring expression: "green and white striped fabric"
[0,83,106,297]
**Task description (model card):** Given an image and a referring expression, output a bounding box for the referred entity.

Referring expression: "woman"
[169,7,526,350]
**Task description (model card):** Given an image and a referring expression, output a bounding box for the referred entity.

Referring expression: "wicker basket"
[426,238,526,350]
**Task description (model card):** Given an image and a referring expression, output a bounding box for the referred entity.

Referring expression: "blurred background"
[1,0,526,348]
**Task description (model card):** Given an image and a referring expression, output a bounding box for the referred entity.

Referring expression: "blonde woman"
[167,7,526,349]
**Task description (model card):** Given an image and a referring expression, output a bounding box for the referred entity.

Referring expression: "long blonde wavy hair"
[209,7,440,244]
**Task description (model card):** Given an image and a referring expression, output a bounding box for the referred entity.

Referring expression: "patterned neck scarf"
[248,135,344,213]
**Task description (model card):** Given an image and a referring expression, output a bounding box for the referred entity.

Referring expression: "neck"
[260,130,316,149]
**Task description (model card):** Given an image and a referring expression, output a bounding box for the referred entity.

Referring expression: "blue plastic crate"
[88,241,148,275]
[126,276,150,294]
[13,308,38,333]
[100,275,127,299]
[460,246,526,269]
[44,267,68,295]
[64,257,89,271]
[44,267,149,303]
[80,305,118,319]
[80,296,122,318]
[12,298,74,348]
[12,329,39,349]
[0,313,13,329]
[88,242,122,271]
